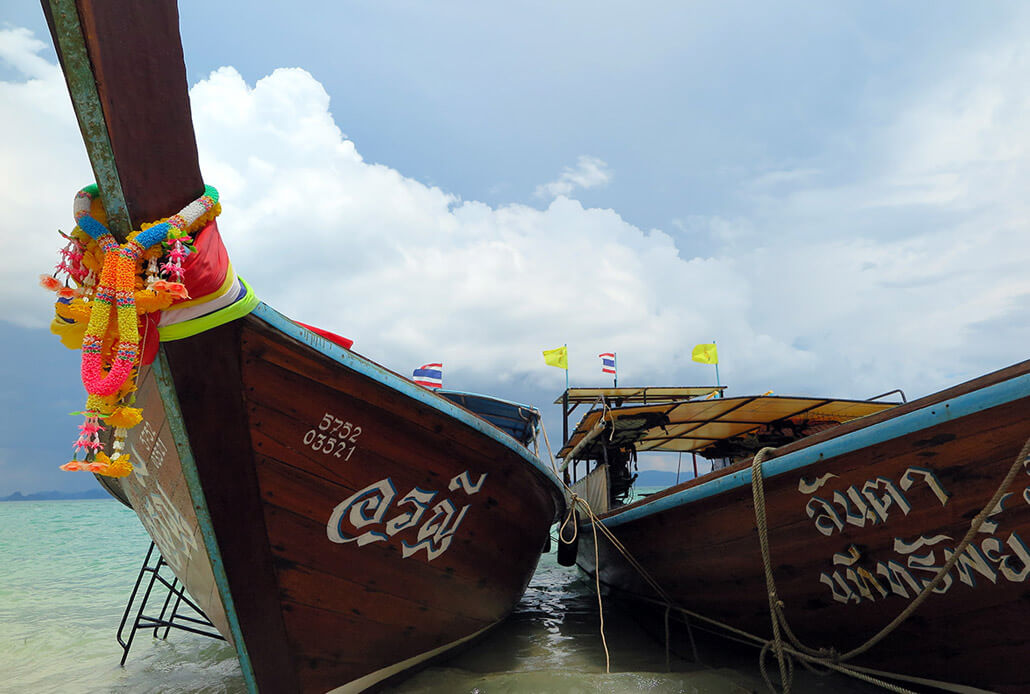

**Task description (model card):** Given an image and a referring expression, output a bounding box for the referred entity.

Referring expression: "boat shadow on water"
[395,555,883,694]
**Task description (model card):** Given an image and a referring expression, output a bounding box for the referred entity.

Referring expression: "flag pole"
[563,344,571,451]
[613,352,618,388]
[544,344,571,445]
[564,343,569,392]
[713,340,721,397]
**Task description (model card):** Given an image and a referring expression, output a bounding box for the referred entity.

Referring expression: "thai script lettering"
[819,532,1030,605]
[805,452,1030,606]
[128,422,198,575]
[800,467,949,537]
[137,419,168,469]
[326,471,487,561]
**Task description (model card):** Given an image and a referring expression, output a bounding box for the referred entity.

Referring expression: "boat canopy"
[557,394,897,459]
[554,386,724,406]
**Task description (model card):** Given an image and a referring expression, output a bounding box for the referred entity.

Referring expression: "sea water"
[0,499,876,693]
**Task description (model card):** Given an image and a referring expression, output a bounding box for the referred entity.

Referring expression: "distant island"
[1,489,111,502]
[1,473,689,501]
[635,469,696,488]
[2,473,689,500]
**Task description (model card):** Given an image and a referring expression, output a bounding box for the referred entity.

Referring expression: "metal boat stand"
[117,541,225,665]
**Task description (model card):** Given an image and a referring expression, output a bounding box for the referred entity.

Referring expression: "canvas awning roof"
[557,394,897,459]
[554,386,724,406]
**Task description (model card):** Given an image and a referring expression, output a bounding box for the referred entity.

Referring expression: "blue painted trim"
[152,350,260,694]
[604,371,1030,529]
[438,389,540,413]
[251,303,564,499]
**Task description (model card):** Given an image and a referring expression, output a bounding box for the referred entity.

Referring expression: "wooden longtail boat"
[557,363,1030,693]
[41,2,565,692]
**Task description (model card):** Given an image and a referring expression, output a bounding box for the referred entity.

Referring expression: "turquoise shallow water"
[0,500,243,694]
[0,499,874,694]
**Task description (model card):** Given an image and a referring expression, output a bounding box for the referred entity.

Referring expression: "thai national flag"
[413,363,443,389]
[599,352,616,375]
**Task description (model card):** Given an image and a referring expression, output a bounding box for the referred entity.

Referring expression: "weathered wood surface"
[163,315,560,692]
[116,366,232,642]
[42,0,203,234]
[161,319,298,692]
[578,363,1030,692]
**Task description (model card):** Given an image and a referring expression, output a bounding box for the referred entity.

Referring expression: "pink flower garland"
[46,183,221,476]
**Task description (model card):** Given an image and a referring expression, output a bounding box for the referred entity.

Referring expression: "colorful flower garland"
[42,184,220,477]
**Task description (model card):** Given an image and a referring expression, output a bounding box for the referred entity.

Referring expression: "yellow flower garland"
[44,184,221,477]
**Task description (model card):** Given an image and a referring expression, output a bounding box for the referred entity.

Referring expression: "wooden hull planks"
[575,361,1030,693]
[148,307,563,693]
[114,364,234,644]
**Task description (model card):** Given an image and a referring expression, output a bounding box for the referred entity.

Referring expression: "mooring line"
[537,417,1029,692]
[748,434,1030,692]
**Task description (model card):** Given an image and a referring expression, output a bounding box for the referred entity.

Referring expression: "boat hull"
[115,365,234,642]
[123,306,561,693]
[576,362,1030,693]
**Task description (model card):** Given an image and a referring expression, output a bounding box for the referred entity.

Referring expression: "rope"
[556,495,610,671]
[684,611,700,664]
[589,501,611,673]
[549,398,1030,693]
[538,418,560,478]
[751,447,791,690]
[748,434,1030,691]
[840,433,1030,660]
[557,496,579,547]
[571,485,918,693]
[664,605,671,671]
[572,495,673,602]
[633,593,918,694]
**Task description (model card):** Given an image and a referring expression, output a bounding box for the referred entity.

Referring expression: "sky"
[2,2,1029,494]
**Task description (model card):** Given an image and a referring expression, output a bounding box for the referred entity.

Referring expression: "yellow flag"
[542,346,568,370]
[691,343,718,365]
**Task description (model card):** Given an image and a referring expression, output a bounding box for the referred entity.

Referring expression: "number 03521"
[303,412,362,461]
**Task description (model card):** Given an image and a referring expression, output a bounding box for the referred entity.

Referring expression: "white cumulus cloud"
[2,22,1029,465]
[534,155,612,199]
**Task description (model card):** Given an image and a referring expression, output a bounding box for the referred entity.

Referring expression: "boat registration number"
[302,411,362,461]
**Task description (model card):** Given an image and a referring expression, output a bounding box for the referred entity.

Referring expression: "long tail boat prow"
[39,2,565,692]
